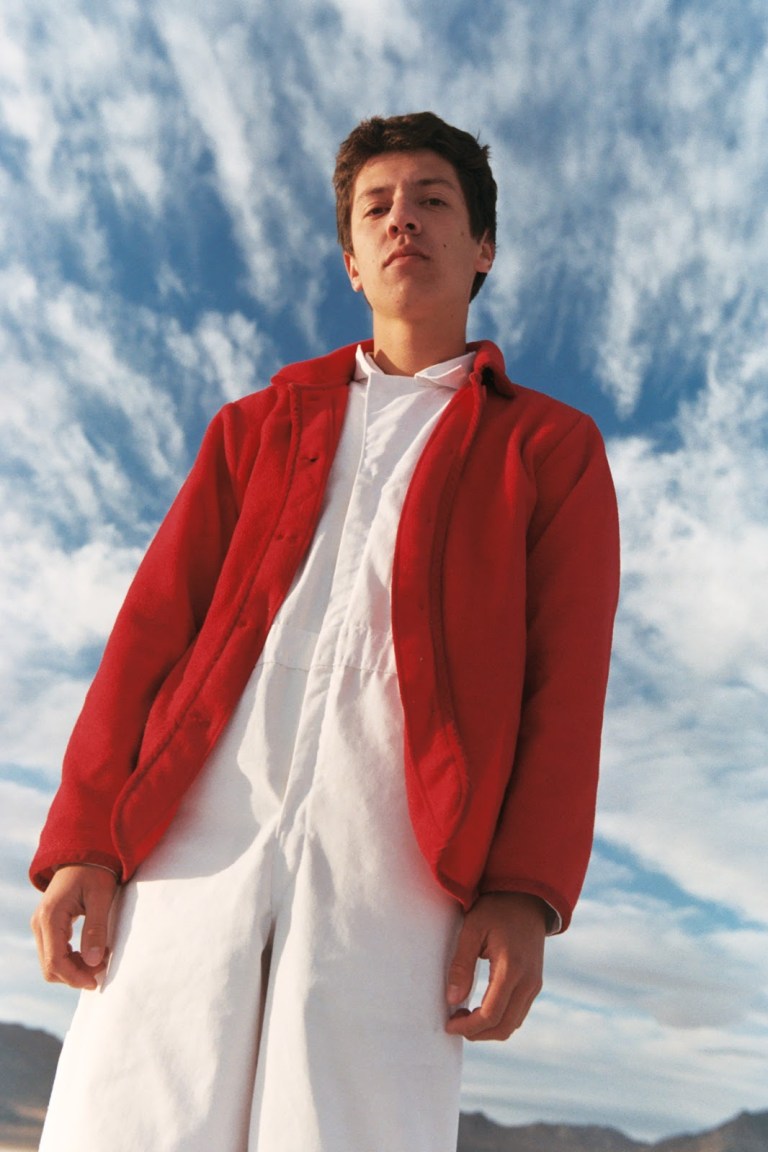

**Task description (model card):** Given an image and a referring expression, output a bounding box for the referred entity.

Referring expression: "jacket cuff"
[30,849,123,892]
[478,878,568,935]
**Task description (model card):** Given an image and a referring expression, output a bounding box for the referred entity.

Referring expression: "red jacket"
[31,340,620,930]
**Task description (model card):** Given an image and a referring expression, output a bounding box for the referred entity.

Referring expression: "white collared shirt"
[270,345,474,640]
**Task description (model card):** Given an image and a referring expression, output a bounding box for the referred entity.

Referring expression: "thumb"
[80,882,115,968]
[446,918,481,1007]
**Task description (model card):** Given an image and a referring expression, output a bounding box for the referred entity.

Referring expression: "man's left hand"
[444,891,547,1041]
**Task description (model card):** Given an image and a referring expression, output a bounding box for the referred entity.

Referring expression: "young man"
[31,113,620,1151]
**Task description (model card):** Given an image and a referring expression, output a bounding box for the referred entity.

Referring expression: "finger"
[446,919,482,1007]
[456,981,540,1041]
[49,949,106,990]
[446,954,512,1037]
[80,885,115,968]
[30,908,50,978]
[447,961,542,1040]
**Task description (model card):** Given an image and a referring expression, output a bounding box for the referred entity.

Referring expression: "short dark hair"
[333,112,497,300]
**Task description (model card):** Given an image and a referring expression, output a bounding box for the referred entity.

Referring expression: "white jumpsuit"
[40,348,475,1152]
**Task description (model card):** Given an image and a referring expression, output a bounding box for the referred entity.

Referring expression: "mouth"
[385,247,427,267]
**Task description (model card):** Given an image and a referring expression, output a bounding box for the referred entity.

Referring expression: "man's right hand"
[31,864,118,990]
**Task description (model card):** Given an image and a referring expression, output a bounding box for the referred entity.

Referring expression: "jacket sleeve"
[29,405,244,890]
[479,414,620,931]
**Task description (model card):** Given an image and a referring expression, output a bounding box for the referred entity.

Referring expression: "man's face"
[343,150,493,327]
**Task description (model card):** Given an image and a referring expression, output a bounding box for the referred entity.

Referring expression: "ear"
[344,249,363,292]
[475,231,495,274]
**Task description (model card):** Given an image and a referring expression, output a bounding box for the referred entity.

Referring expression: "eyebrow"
[354,176,459,203]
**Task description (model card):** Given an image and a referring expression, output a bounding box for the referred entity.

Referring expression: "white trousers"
[40,625,464,1152]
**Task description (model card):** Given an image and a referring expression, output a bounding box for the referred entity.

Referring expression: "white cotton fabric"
[40,348,475,1152]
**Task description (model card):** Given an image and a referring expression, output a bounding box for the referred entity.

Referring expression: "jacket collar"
[271,339,517,399]
[466,340,515,398]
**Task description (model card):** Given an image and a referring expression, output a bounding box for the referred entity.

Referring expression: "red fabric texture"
[31,340,620,931]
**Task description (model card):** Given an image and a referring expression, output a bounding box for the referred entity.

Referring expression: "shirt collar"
[353,345,475,391]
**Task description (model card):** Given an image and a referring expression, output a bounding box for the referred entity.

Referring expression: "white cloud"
[164,310,276,405]
[0,518,139,666]
[0,678,93,782]
[328,0,424,54]
[592,15,768,411]
[0,4,137,252]
[599,695,768,926]
[152,6,344,311]
[0,0,211,292]
[99,91,165,209]
[155,11,277,294]
[598,326,768,925]
[549,897,768,1029]
[0,271,186,538]
[463,988,768,1140]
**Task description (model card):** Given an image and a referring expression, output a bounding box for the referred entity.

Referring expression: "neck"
[370,316,468,376]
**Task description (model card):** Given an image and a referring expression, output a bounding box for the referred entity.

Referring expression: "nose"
[387,196,421,236]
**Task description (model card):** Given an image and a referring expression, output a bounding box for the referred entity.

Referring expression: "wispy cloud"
[600,320,768,927]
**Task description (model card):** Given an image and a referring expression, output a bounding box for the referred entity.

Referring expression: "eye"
[364,204,388,218]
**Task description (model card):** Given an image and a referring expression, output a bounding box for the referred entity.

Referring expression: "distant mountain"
[655,1109,768,1152]
[458,1112,646,1151]
[0,1023,61,1150]
[1,1022,766,1151]
[457,1109,768,1152]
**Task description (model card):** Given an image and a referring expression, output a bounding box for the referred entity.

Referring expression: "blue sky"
[1,0,767,1142]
